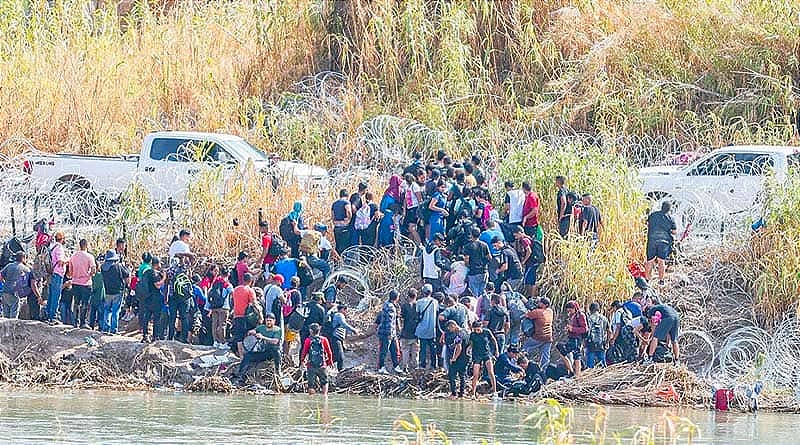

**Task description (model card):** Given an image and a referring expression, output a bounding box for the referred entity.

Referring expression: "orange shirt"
[232,285,255,317]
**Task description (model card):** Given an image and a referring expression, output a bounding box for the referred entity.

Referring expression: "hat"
[265,312,276,320]
[611,300,622,309]
[491,236,503,244]
[314,223,328,232]
[565,300,579,310]
[272,274,285,285]
[312,292,324,301]
[539,297,551,307]
[421,284,433,295]
[103,250,119,262]
[507,345,520,354]
[433,232,446,242]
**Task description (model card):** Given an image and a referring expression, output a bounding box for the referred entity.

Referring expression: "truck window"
[734,153,774,175]
[150,138,191,161]
[689,153,736,176]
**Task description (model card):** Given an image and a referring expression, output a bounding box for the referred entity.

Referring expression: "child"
[300,323,333,395]
[60,279,75,326]
[445,320,468,399]
[89,257,105,331]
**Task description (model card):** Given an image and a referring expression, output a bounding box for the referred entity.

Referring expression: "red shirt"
[231,285,255,317]
[235,261,250,285]
[300,335,334,368]
[522,192,540,228]
[261,233,276,265]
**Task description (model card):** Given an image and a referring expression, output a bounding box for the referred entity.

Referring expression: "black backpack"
[172,272,193,302]
[229,267,240,288]
[244,303,260,330]
[267,235,287,258]
[531,238,545,265]
[208,281,226,310]
[308,336,325,367]
[279,217,297,243]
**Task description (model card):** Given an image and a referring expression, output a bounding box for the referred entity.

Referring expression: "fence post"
[168,197,175,224]
[10,207,16,236]
[258,207,263,226]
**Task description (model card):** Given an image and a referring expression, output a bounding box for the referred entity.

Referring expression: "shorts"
[307,366,328,389]
[646,241,672,261]
[557,337,583,361]
[284,328,298,343]
[404,208,419,228]
[653,317,680,342]
[472,355,492,366]
[523,264,539,286]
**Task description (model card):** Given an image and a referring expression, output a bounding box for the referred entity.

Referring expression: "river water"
[0,390,789,444]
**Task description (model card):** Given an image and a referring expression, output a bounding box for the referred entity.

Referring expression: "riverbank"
[0,318,779,413]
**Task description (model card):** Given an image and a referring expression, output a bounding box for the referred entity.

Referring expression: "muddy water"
[0,390,789,444]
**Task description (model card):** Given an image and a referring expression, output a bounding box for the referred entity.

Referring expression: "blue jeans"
[306,255,330,279]
[47,274,64,321]
[507,322,522,348]
[419,337,438,369]
[467,273,488,297]
[1,293,19,318]
[378,335,399,369]
[102,293,124,333]
[524,338,552,370]
[494,333,507,355]
[88,300,103,329]
[59,298,74,326]
[586,350,607,368]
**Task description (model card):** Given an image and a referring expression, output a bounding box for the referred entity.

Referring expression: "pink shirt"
[69,250,95,286]
[51,243,67,277]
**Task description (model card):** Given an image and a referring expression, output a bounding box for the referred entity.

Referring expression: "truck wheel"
[50,177,101,223]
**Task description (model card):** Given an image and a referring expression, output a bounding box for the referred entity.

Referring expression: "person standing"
[585,302,611,369]
[331,189,353,254]
[349,182,368,247]
[168,229,196,263]
[578,194,603,244]
[88,257,105,330]
[403,172,425,246]
[468,321,499,398]
[444,320,468,399]
[139,257,165,343]
[559,301,588,378]
[415,285,439,369]
[427,180,449,242]
[0,252,33,319]
[259,221,279,271]
[231,273,257,356]
[503,181,525,227]
[399,289,420,371]
[523,297,554,370]
[492,237,523,291]
[421,233,449,294]
[521,182,540,238]
[484,294,510,354]
[328,304,358,371]
[300,323,334,395]
[463,227,491,298]
[645,201,677,285]
[207,267,233,349]
[46,231,68,324]
[300,293,327,364]
[375,290,402,374]
[555,176,571,238]
[283,202,306,258]
[70,239,96,329]
[168,265,195,343]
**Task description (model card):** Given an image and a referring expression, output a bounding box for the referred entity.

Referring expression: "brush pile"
[334,366,450,398]
[540,363,711,407]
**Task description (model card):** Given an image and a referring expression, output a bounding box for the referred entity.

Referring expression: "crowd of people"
[0,149,683,398]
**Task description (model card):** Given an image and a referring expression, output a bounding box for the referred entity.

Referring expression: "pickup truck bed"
[27,152,138,193]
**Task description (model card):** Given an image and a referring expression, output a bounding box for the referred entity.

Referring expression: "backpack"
[506,292,526,325]
[586,313,608,351]
[322,309,335,338]
[208,281,226,309]
[354,204,372,230]
[279,217,298,243]
[244,303,260,330]
[267,235,288,258]
[229,266,240,288]
[297,262,314,287]
[43,244,56,275]
[172,272,193,301]
[286,306,307,332]
[531,238,545,265]
[308,335,325,367]
[15,269,32,297]
[300,230,321,255]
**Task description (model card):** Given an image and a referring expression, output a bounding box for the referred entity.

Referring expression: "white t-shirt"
[506,189,525,224]
[405,182,422,208]
[319,236,333,252]
[168,240,191,260]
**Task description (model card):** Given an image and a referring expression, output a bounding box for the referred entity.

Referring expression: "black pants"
[140,306,157,339]
[333,226,350,254]
[73,284,92,327]
[27,294,40,321]
[448,358,467,396]
[238,348,282,376]
[168,298,192,343]
[330,336,345,370]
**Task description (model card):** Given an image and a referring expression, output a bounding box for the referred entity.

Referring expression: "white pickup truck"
[640,145,799,220]
[20,131,329,203]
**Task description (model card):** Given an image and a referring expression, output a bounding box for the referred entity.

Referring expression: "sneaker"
[378,367,390,374]
[218,343,231,351]
[642,357,653,365]
[212,341,219,349]
[394,365,405,374]
[80,324,90,330]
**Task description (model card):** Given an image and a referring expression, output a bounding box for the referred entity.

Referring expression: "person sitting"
[494,345,524,388]
[237,312,283,383]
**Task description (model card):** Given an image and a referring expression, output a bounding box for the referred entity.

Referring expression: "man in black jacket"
[300,292,327,363]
